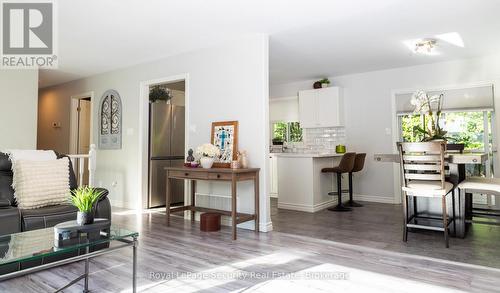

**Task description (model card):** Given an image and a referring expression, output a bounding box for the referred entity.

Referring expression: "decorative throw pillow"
[12,158,70,209]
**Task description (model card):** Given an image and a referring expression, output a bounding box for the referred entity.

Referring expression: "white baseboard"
[278,199,336,213]
[237,220,273,232]
[353,194,398,204]
[277,194,398,213]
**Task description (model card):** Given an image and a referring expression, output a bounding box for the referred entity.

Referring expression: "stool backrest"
[397,142,446,189]
[337,152,356,173]
[352,153,366,173]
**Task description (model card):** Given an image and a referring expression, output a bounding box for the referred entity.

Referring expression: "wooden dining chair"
[458,177,500,221]
[398,141,456,248]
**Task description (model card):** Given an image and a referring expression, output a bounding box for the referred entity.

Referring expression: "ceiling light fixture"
[414,39,437,55]
[403,38,439,55]
[403,32,464,56]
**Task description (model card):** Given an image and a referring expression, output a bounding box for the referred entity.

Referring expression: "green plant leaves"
[69,186,103,212]
[149,85,172,103]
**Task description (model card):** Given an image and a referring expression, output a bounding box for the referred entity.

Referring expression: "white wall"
[0,70,38,150]
[38,35,271,231]
[270,54,500,202]
[269,97,299,122]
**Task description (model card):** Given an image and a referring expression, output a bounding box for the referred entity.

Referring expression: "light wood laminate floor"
[271,198,500,268]
[1,205,500,292]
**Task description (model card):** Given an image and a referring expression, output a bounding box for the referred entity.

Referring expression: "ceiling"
[39,0,500,88]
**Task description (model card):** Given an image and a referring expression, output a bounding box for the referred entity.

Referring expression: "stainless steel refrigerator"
[148,103,185,208]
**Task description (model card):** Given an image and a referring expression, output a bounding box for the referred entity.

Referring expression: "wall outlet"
[111,181,118,188]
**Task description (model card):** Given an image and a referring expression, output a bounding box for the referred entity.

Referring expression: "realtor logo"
[1,0,57,68]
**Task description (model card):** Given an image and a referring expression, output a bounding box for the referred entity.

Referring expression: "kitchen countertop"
[270,153,344,158]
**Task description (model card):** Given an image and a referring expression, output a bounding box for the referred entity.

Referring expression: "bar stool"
[398,141,455,248]
[347,153,366,207]
[321,152,356,212]
[458,177,500,220]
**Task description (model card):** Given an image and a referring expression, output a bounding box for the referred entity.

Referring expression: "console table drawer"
[208,173,232,180]
[169,170,208,180]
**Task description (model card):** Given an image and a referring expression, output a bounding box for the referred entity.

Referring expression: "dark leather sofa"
[0,151,111,236]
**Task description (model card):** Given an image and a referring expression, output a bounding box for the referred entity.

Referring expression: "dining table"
[374,152,488,238]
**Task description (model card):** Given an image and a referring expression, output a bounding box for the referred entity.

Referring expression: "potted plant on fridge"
[196,143,220,169]
[69,186,103,225]
[149,85,173,103]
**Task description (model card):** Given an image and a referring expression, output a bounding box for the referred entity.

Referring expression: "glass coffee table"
[0,225,138,293]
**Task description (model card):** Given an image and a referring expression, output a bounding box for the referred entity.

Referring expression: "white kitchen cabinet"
[298,87,343,128]
[298,89,317,128]
[269,155,278,197]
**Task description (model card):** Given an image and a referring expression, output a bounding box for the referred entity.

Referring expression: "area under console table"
[165,167,260,240]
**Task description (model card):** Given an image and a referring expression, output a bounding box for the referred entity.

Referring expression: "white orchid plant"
[196,143,220,158]
[410,90,447,141]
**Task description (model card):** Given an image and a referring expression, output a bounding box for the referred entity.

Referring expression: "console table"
[165,167,260,240]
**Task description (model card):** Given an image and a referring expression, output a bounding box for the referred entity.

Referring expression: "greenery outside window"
[399,110,494,178]
[400,110,497,206]
[272,121,303,143]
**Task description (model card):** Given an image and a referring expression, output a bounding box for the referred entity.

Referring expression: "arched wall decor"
[98,89,122,149]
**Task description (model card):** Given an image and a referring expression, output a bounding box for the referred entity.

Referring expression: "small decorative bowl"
[335,145,346,154]
[190,162,199,168]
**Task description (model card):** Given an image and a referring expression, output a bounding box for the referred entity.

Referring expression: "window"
[399,110,494,177]
[399,110,496,206]
[98,89,122,149]
[272,121,303,143]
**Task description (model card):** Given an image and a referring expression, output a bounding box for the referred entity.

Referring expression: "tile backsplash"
[286,127,346,153]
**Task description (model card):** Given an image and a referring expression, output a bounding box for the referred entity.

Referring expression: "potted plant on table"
[69,186,103,225]
[196,143,220,169]
[410,90,447,141]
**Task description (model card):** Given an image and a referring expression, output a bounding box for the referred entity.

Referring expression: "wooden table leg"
[254,172,259,234]
[231,174,237,240]
[166,176,171,226]
[449,163,466,238]
[191,180,196,223]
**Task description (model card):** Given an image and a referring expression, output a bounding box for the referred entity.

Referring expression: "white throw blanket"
[3,150,69,209]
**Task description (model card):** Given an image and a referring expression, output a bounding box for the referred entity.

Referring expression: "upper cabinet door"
[299,87,343,128]
[298,89,318,128]
[317,87,343,127]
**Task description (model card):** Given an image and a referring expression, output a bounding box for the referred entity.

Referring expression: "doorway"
[147,81,186,208]
[70,93,94,186]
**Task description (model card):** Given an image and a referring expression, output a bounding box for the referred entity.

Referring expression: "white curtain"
[396,85,494,115]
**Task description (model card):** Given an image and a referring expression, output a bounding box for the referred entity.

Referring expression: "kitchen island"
[273,153,344,212]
